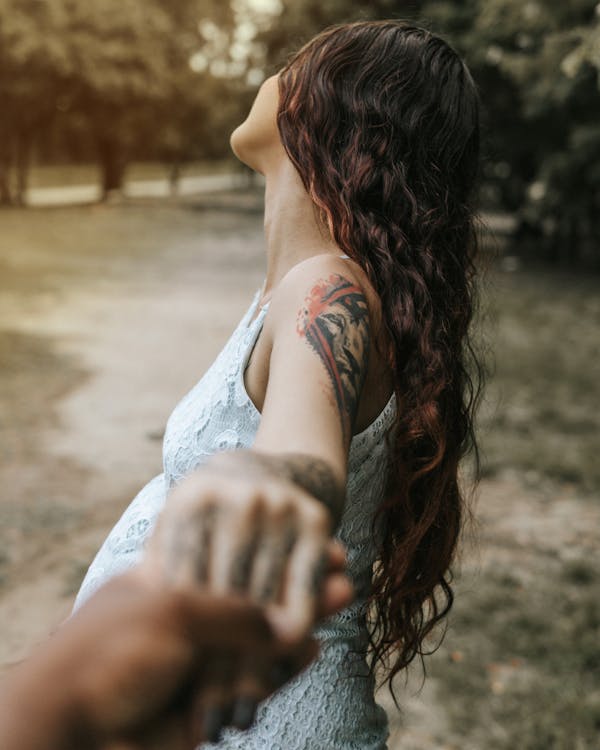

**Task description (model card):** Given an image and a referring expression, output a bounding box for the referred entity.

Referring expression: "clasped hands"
[137,450,353,742]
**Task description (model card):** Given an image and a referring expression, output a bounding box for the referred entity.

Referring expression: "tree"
[438,0,600,266]
[255,0,600,267]
[256,0,422,71]
[0,0,68,203]
[0,0,235,203]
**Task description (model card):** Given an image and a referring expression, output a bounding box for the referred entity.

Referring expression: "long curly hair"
[276,19,484,694]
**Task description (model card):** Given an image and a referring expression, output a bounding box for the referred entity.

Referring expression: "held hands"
[142,454,353,643]
[0,457,354,749]
[140,454,354,741]
[0,571,320,750]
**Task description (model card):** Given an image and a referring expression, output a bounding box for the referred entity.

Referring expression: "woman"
[74,18,482,749]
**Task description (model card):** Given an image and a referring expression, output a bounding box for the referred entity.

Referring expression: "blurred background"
[0,1,598,748]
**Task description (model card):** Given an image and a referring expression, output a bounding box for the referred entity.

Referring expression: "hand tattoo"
[207,451,347,528]
[230,525,262,592]
[256,522,298,602]
[296,273,371,444]
[162,503,217,585]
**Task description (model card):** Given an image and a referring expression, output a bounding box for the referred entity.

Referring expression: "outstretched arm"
[146,255,371,610]
[142,257,371,737]
[218,260,372,523]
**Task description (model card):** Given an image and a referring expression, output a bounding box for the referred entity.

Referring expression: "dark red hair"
[276,20,484,694]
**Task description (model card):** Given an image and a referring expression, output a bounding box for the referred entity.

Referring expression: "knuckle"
[242,490,267,518]
[161,588,192,627]
[269,497,298,525]
[300,501,330,534]
[177,488,219,516]
[253,485,294,519]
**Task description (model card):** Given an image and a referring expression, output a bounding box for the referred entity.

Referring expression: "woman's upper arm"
[251,257,372,485]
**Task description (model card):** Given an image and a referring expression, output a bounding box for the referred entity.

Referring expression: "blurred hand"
[0,570,321,750]
[143,463,354,644]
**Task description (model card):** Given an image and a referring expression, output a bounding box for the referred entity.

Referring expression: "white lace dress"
[73,271,398,750]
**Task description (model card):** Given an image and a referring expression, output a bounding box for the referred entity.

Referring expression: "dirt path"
[0,198,266,666]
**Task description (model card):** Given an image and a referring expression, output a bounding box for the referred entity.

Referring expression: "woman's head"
[276,19,480,240]
[273,19,484,694]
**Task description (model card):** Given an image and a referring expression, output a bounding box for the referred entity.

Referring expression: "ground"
[1,192,598,748]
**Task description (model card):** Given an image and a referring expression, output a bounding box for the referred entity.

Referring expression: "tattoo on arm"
[295,274,371,444]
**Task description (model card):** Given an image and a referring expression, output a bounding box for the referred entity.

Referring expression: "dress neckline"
[244,290,270,330]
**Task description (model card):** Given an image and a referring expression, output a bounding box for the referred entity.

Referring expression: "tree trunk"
[96,135,127,201]
[0,143,13,206]
[169,159,181,197]
[15,130,32,206]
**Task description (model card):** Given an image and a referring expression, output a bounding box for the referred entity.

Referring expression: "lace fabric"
[73,280,397,749]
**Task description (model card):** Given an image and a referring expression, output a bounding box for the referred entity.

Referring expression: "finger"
[151,500,219,587]
[265,500,331,641]
[315,572,355,620]
[210,499,263,594]
[269,537,329,643]
[192,651,238,743]
[248,505,298,604]
[125,712,192,750]
[268,636,320,689]
[228,633,321,731]
[326,539,348,572]
[228,652,267,730]
[278,635,320,675]
[170,591,275,651]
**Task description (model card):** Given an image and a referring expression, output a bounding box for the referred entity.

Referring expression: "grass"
[413,258,600,749]
[426,556,600,749]
[476,264,600,495]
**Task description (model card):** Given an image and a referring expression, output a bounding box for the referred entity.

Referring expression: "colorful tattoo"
[296,273,371,443]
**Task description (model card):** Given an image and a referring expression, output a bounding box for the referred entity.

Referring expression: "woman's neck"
[261,160,341,300]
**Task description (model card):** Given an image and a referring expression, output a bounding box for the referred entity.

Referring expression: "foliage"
[257,0,600,267]
[0,0,235,201]
[3,0,599,265]
[447,0,600,267]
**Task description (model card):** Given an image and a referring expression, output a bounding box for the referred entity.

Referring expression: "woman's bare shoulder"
[267,252,378,316]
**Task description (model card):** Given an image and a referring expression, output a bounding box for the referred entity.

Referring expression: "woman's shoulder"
[266,251,381,327]
[263,251,393,400]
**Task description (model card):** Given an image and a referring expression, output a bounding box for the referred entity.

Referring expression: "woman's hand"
[142,456,354,644]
